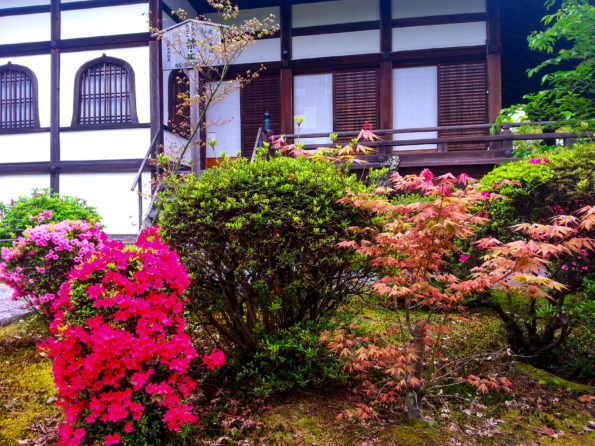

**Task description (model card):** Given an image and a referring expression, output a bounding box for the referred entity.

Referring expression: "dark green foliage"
[479,143,594,242]
[160,155,374,349]
[498,0,594,129]
[0,189,101,242]
[461,143,594,363]
[232,319,349,396]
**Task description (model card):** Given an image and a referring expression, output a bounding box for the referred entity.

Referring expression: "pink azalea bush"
[45,227,202,446]
[0,216,106,321]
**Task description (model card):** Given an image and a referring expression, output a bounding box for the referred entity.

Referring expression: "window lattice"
[0,65,38,130]
[76,59,137,125]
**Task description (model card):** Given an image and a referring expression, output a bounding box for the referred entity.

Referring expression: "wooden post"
[50,0,60,193]
[486,0,502,125]
[187,69,201,174]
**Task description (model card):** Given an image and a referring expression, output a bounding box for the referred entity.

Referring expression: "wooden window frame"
[0,62,40,131]
[167,69,190,137]
[71,54,139,126]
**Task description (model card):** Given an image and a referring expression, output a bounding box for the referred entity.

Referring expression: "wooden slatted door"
[333,69,378,141]
[438,62,488,151]
[240,74,281,159]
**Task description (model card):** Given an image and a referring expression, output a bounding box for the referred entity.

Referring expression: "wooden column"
[149,0,163,157]
[50,0,60,193]
[379,0,393,153]
[486,0,502,124]
[279,2,293,135]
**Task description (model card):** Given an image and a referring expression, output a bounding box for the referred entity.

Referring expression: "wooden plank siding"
[438,62,488,151]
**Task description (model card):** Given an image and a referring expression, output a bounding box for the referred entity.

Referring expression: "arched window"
[168,70,190,136]
[0,63,40,130]
[72,55,138,126]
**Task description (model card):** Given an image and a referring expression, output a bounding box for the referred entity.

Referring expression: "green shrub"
[0,189,101,242]
[480,143,595,242]
[160,155,374,350]
[232,319,349,396]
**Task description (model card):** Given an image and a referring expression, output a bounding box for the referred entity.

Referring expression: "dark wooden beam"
[392,13,486,28]
[280,2,292,60]
[487,0,502,123]
[380,0,392,54]
[292,20,379,37]
[280,68,293,134]
[378,61,392,149]
[50,0,60,194]
[0,33,151,57]
[0,160,153,174]
[161,2,182,24]
[149,0,164,157]
[0,0,147,17]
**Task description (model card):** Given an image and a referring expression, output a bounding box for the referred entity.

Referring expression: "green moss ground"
[0,317,61,446]
[1,307,594,445]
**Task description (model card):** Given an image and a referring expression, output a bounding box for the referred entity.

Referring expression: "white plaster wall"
[204,6,279,28]
[206,82,241,157]
[164,130,191,164]
[293,30,380,60]
[392,22,486,51]
[392,0,486,18]
[0,132,50,163]
[61,128,150,161]
[0,54,51,128]
[162,0,196,17]
[0,174,49,205]
[60,172,149,234]
[292,0,379,27]
[0,1,49,9]
[0,13,50,44]
[234,38,280,64]
[393,66,437,150]
[60,47,151,127]
[61,4,149,40]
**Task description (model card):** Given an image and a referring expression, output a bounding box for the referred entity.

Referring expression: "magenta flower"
[561,265,569,270]
[582,266,588,271]
[528,158,542,164]
[459,254,470,263]
[203,349,226,370]
[104,433,121,445]
[481,191,490,199]
[543,158,550,163]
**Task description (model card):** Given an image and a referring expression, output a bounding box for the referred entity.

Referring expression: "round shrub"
[0,218,106,322]
[160,155,374,349]
[0,189,101,242]
[480,143,595,242]
[46,227,199,446]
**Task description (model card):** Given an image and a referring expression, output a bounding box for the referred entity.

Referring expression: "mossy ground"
[2,306,594,445]
[0,316,61,446]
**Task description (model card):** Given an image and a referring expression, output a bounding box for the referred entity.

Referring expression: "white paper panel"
[0,132,50,162]
[293,30,379,60]
[60,173,148,234]
[60,47,151,127]
[293,0,379,27]
[0,54,51,128]
[393,66,437,150]
[61,4,148,39]
[234,38,280,64]
[60,128,149,161]
[392,22,486,51]
[0,13,50,44]
[0,174,50,205]
[206,82,241,157]
[293,74,333,145]
[392,0,486,18]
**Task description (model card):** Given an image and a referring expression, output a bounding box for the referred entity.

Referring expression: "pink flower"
[36,267,45,274]
[203,349,226,370]
[104,433,120,445]
[481,191,490,199]
[561,265,569,270]
[582,266,588,271]
[459,254,470,263]
[123,422,133,433]
[528,158,542,164]
[543,158,550,163]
